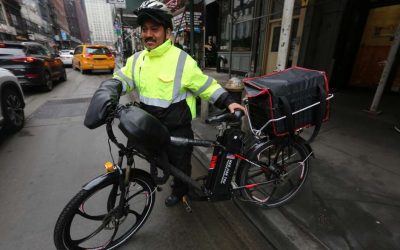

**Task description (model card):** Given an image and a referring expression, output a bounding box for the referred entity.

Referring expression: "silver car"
[0,68,25,132]
[59,49,74,66]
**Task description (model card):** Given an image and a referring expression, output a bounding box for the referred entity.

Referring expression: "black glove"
[214,91,236,110]
[84,79,122,129]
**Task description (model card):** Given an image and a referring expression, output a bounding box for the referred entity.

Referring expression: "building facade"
[205,0,399,92]
[84,0,116,46]
[74,0,90,44]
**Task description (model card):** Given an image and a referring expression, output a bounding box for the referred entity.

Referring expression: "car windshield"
[60,50,73,54]
[0,48,26,56]
[85,47,110,55]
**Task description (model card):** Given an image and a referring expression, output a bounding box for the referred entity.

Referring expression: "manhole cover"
[30,97,92,119]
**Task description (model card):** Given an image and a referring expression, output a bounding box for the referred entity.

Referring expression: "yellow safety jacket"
[113,39,226,128]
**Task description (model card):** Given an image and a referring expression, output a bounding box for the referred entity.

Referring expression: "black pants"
[168,125,194,197]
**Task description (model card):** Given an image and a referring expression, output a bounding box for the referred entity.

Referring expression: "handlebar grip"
[205,109,244,124]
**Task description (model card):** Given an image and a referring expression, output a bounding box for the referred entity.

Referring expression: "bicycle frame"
[88,107,312,207]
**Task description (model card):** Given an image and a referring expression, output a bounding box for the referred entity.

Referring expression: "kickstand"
[182,195,192,213]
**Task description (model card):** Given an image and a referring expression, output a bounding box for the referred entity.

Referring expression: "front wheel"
[237,139,310,208]
[54,171,155,249]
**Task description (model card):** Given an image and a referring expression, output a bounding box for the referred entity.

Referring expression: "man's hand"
[228,102,246,114]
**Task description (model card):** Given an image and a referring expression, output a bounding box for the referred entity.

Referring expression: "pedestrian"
[84,0,245,207]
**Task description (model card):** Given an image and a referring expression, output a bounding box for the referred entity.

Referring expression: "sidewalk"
[192,73,400,249]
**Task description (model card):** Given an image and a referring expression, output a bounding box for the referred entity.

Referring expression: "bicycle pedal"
[182,195,192,213]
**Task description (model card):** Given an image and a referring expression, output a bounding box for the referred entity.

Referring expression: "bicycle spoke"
[126,187,145,202]
[71,215,112,246]
[247,169,265,179]
[78,206,107,221]
[129,209,142,219]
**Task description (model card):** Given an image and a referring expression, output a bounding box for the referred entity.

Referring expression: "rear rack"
[245,93,334,136]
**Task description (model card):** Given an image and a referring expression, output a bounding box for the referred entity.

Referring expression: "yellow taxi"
[72,44,115,74]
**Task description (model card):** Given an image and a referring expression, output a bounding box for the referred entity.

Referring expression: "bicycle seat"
[205,110,243,125]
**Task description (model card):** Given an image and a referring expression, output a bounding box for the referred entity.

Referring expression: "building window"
[219,0,255,52]
[0,4,6,24]
[10,14,18,26]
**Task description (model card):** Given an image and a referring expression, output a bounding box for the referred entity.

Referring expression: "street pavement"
[193,69,400,249]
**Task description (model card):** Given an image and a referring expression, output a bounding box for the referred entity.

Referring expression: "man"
[85,0,245,207]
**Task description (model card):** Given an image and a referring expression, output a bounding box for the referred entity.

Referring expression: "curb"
[192,132,327,250]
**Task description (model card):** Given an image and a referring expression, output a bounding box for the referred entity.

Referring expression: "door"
[265,19,299,74]
[265,21,281,74]
[350,4,400,88]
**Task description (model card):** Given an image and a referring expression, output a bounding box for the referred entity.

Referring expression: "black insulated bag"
[243,67,330,141]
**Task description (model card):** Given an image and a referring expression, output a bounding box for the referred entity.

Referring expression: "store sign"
[107,0,126,9]
[0,23,16,35]
[173,11,202,30]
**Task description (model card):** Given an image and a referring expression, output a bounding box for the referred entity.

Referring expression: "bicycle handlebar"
[205,109,244,124]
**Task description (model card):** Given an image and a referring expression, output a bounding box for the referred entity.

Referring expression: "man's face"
[141,19,167,50]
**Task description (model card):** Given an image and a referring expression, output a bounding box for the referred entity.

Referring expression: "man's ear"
[166,28,172,38]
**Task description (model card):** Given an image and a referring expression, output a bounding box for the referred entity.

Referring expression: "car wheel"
[59,69,67,82]
[79,64,87,74]
[43,71,53,91]
[1,87,24,132]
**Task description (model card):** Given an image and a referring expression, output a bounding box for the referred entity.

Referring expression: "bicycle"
[54,101,313,250]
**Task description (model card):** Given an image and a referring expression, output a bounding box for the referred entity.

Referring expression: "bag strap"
[306,84,327,143]
[279,96,295,139]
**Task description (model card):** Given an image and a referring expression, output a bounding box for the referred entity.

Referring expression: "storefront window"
[219,0,255,52]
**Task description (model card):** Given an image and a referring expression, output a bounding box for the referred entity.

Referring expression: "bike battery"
[205,129,243,201]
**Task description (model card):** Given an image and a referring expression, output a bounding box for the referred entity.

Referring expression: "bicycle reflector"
[104,161,114,172]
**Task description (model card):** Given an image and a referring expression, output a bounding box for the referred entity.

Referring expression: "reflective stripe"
[131,51,143,91]
[209,87,226,103]
[172,51,187,100]
[115,70,133,94]
[140,92,192,108]
[194,76,214,96]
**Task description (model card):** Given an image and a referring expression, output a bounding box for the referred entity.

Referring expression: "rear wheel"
[43,71,53,91]
[80,65,89,74]
[54,171,155,250]
[238,139,310,208]
[59,69,67,82]
[1,87,24,132]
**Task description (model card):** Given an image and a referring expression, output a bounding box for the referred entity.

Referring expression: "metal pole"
[119,8,125,64]
[228,0,234,78]
[276,0,295,71]
[189,0,195,58]
[369,23,400,113]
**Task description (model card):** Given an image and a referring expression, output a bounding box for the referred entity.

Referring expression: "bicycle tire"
[237,139,310,208]
[54,170,155,250]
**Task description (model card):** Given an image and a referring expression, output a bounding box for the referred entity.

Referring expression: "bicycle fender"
[82,169,155,191]
[82,171,118,191]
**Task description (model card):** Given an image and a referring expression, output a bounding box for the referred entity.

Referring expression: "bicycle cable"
[108,138,116,166]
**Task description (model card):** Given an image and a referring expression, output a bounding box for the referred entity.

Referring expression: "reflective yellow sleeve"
[183,58,226,103]
[113,56,134,95]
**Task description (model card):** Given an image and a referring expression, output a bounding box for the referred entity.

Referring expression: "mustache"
[144,38,156,43]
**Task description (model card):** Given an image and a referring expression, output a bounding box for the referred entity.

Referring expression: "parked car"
[59,49,74,66]
[0,68,25,132]
[0,41,66,91]
[72,44,115,74]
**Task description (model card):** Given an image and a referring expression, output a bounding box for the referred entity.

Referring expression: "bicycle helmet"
[135,0,173,30]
